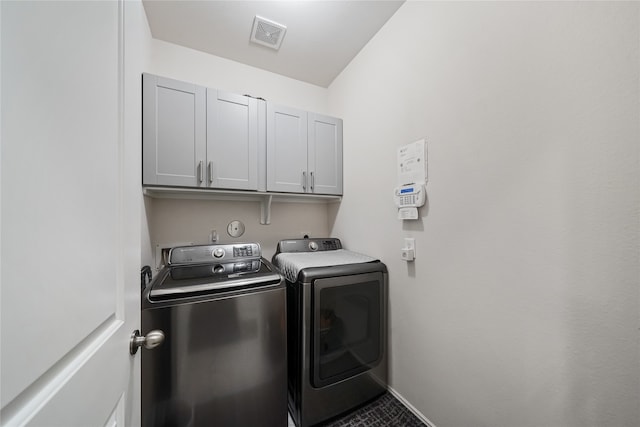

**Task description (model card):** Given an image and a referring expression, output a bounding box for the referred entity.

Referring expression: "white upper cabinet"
[143,74,260,190]
[266,104,309,193]
[207,89,259,190]
[267,104,343,195]
[308,113,343,195]
[143,73,206,187]
[143,73,342,196]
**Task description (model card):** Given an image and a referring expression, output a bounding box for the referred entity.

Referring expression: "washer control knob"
[309,241,319,251]
[213,248,225,258]
[213,265,225,274]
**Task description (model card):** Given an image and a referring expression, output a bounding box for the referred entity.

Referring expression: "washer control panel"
[169,243,261,265]
[210,259,261,275]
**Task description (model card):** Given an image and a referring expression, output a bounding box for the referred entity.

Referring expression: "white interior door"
[1,1,141,426]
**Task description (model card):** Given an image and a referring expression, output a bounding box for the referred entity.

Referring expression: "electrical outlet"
[401,248,415,262]
[402,238,416,261]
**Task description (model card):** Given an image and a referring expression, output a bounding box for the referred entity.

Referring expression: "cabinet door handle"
[198,160,204,184]
[208,161,214,185]
[302,171,307,191]
[310,172,314,192]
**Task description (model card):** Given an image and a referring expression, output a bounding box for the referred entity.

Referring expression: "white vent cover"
[250,15,287,50]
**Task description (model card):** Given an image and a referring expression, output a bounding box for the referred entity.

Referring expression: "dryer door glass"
[311,272,383,388]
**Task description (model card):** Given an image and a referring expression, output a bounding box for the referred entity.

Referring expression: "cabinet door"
[267,104,308,193]
[308,113,343,195]
[143,73,206,187]
[207,90,258,190]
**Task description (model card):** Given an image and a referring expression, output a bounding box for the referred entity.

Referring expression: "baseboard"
[387,386,438,427]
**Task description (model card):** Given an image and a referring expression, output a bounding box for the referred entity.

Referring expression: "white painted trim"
[388,386,438,427]
[115,0,126,323]
[104,393,125,427]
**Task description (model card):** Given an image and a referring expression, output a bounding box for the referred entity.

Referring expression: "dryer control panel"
[274,238,342,254]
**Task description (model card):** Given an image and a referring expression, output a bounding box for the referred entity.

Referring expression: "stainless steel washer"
[141,243,287,427]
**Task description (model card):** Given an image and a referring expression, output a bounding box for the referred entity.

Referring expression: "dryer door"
[311,272,384,388]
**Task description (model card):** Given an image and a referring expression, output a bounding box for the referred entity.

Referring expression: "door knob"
[130,329,165,355]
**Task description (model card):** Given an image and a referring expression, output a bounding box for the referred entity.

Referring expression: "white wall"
[148,38,328,113]
[328,2,639,427]
[141,36,333,268]
[147,198,332,263]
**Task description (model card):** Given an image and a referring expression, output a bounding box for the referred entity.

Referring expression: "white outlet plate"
[402,238,416,261]
[404,238,415,251]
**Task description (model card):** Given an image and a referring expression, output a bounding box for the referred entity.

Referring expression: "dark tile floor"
[288,392,426,427]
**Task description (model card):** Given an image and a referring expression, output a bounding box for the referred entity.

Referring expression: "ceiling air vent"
[250,15,287,50]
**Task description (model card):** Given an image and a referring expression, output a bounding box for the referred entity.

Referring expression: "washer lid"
[147,261,281,301]
[273,249,377,283]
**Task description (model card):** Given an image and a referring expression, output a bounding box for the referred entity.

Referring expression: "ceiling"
[142,0,405,87]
